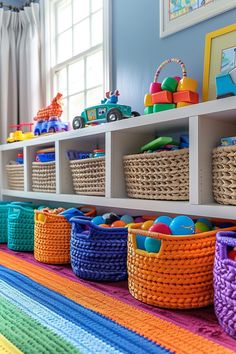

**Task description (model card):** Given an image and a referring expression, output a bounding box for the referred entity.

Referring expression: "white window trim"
[41,0,112,106]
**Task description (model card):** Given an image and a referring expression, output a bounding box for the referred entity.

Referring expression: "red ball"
[228,249,236,260]
[149,222,172,234]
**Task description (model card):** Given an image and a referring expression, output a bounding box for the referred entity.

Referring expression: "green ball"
[195,221,210,233]
[145,237,161,253]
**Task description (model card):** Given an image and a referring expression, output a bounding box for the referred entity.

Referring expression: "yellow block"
[177,102,192,108]
[177,77,198,92]
[144,93,153,107]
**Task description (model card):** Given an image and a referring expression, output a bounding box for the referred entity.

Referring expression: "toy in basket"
[214,231,236,339]
[127,223,236,309]
[144,58,199,115]
[70,216,128,281]
[34,206,96,264]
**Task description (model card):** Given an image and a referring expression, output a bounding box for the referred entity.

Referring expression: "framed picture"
[202,24,236,101]
[160,0,236,38]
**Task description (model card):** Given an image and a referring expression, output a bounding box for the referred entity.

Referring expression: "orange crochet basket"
[34,206,96,264]
[127,224,236,309]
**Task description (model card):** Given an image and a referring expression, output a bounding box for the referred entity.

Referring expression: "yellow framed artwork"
[203,23,236,101]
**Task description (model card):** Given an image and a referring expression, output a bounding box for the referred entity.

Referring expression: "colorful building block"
[144,93,153,107]
[216,73,236,99]
[161,77,179,92]
[149,82,162,94]
[144,106,153,115]
[173,90,199,104]
[152,90,173,104]
[177,102,192,108]
[153,103,176,113]
[177,77,198,92]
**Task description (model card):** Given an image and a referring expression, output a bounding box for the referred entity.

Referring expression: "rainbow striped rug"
[0,248,235,354]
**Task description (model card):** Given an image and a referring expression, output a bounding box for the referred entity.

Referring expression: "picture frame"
[202,23,236,101]
[160,0,236,38]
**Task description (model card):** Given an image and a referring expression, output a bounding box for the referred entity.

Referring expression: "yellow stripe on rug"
[0,334,23,354]
[0,250,233,354]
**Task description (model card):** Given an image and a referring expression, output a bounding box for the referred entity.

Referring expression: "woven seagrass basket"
[123,149,189,200]
[212,145,236,205]
[70,157,105,196]
[34,207,96,264]
[70,216,128,281]
[32,161,56,193]
[214,231,236,339]
[127,225,236,309]
[6,164,24,190]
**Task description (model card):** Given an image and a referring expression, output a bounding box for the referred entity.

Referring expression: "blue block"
[216,73,236,99]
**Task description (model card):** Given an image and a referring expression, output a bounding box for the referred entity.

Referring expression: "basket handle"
[154,58,187,82]
[216,231,236,260]
[129,226,164,256]
[8,207,21,220]
[69,216,92,239]
[35,211,48,225]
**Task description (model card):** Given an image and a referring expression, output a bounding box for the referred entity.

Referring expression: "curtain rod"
[0,1,37,11]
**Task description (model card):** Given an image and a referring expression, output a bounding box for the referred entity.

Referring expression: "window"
[44,0,111,121]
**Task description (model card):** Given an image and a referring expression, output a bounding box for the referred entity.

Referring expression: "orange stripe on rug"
[0,250,233,354]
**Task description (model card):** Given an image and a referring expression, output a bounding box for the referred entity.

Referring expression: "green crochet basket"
[0,202,12,243]
[7,203,38,251]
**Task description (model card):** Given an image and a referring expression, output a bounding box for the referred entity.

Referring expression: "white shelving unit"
[1,96,236,219]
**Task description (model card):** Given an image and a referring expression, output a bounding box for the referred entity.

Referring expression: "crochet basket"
[127,225,236,309]
[0,202,11,243]
[213,145,236,205]
[123,148,189,200]
[8,204,37,251]
[214,231,236,338]
[34,206,96,264]
[70,216,128,281]
[6,164,24,190]
[70,157,105,196]
[32,161,56,193]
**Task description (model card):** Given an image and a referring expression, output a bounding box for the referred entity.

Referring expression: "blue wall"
[112,0,236,113]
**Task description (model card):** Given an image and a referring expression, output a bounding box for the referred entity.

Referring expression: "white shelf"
[1,96,236,219]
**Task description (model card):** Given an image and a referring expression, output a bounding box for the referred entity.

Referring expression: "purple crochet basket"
[214,231,236,339]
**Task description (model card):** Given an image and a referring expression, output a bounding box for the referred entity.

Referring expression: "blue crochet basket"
[0,202,12,243]
[70,216,128,281]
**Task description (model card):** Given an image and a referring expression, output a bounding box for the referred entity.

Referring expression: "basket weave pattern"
[123,149,189,200]
[34,211,71,264]
[32,161,56,193]
[0,204,10,243]
[213,145,236,205]
[70,157,105,196]
[6,164,24,190]
[214,231,236,339]
[70,217,127,281]
[127,226,236,309]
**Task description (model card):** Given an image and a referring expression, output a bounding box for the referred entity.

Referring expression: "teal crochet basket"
[0,202,12,243]
[7,203,38,251]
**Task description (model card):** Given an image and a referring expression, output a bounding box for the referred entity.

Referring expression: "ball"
[102,212,119,225]
[111,220,126,228]
[134,216,145,223]
[196,217,212,230]
[136,235,146,250]
[170,216,195,235]
[195,221,210,233]
[99,224,110,228]
[91,216,105,225]
[120,215,134,224]
[154,216,172,226]
[228,249,236,260]
[125,223,136,228]
[145,237,161,253]
[149,222,172,234]
[141,220,154,230]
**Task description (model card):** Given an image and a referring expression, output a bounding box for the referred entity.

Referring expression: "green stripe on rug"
[0,295,80,354]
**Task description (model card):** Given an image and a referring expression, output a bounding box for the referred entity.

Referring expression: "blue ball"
[154,216,172,226]
[170,216,195,235]
[91,216,105,225]
[120,215,134,224]
[219,222,234,229]
[145,237,161,253]
[197,217,212,230]
[136,235,146,250]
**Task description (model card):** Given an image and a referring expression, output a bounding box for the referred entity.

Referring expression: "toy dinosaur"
[34,93,63,121]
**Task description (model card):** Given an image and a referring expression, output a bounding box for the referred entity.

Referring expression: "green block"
[144,106,153,115]
[153,103,176,112]
[161,77,178,92]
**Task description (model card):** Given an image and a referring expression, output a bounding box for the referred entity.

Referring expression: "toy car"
[34,116,69,135]
[7,123,34,143]
[72,90,140,130]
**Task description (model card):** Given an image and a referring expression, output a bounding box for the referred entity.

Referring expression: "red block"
[152,90,173,104]
[173,90,199,104]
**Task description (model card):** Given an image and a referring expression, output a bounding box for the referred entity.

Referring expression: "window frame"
[41,0,112,119]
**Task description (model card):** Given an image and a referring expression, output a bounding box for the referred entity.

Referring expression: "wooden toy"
[153,103,176,112]
[144,58,198,115]
[140,136,173,152]
[169,215,195,235]
[152,91,173,104]
[173,90,199,104]
[216,70,236,99]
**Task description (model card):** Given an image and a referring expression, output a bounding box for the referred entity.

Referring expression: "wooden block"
[153,103,176,112]
[173,90,199,104]
[177,77,198,92]
[149,82,162,94]
[144,93,153,107]
[152,90,173,104]
[144,106,153,115]
[161,77,178,92]
[177,102,192,108]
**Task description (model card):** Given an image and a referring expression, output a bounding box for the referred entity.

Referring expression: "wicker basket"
[70,216,128,281]
[214,231,236,339]
[127,225,236,309]
[32,161,56,193]
[6,164,24,190]
[123,149,189,200]
[212,145,236,205]
[70,157,105,196]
